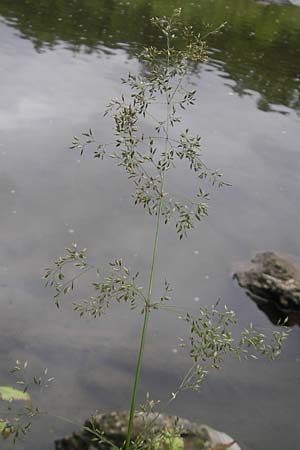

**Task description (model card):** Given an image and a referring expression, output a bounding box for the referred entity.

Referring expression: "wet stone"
[254,0,299,5]
[55,411,241,450]
[234,252,300,325]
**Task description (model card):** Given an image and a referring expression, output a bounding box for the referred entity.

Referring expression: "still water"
[0,1,299,449]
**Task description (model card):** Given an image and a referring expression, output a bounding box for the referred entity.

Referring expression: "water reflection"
[0,2,300,450]
[253,295,300,326]
[0,0,300,113]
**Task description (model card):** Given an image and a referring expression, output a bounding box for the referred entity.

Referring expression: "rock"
[254,0,299,6]
[234,252,300,325]
[55,411,241,450]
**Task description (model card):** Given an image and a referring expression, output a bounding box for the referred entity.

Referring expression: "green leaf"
[0,420,7,433]
[153,432,184,450]
[0,386,30,402]
[0,419,11,439]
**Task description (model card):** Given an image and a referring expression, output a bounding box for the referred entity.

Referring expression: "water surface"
[0,1,299,450]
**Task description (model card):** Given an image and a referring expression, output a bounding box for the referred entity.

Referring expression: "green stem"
[124,175,165,450]
[125,28,171,450]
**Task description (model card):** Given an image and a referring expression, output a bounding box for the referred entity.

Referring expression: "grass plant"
[1,9,290,449]
[45,9,289,450]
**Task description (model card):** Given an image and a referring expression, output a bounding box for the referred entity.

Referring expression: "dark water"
[0,1,299,449]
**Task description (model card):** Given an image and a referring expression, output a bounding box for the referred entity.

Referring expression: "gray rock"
[254,0,299,5]
[234,252,300,322]
[55,411,241,450]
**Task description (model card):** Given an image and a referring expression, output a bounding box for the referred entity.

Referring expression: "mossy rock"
[55,411,240,450]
